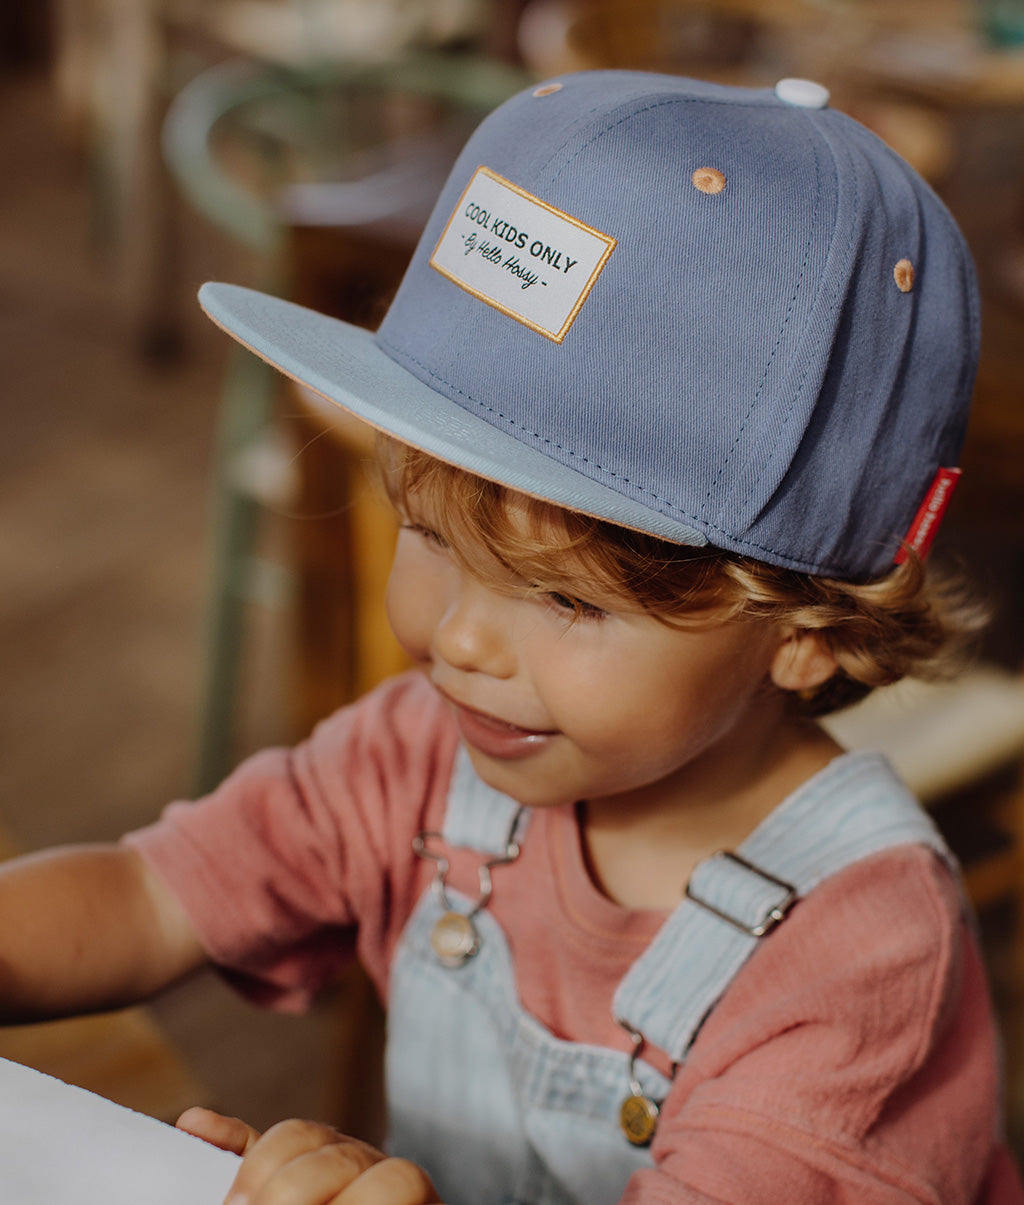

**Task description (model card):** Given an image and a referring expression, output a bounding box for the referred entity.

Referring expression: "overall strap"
[441,746,529,855]
[612,750,955,1064]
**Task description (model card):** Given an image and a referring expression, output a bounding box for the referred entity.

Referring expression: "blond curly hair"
[378,438,987,716]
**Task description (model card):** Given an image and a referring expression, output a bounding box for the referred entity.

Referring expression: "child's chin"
[462,745,574,810]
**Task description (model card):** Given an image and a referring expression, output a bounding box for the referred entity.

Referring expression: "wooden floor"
[3,50,1024,1153]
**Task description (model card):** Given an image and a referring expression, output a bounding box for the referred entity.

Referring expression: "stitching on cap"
[733,113,829,518]
[533,90,821,528]
[377,332,698,517]
[376,334,848,571]
[545,94,767,186]
[527,88,834,527]
[706,110,825,518]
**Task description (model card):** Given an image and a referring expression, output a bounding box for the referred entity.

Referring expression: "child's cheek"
[385,583,429,663]
[385,541,446,665]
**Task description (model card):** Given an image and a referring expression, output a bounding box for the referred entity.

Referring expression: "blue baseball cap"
[200,70,979,581]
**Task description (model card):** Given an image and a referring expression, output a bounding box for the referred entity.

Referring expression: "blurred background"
[2,0,1024,1155]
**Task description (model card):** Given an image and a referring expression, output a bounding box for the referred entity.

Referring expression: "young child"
[2,70,1022,1203]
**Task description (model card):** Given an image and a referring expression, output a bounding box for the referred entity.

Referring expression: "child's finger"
[176,1106,261,1155]
[223,1119,381,1204]
[333,1155,441,1204]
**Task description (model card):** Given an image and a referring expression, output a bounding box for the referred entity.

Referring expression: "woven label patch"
[430,167,616,343]
[894,466,962,563]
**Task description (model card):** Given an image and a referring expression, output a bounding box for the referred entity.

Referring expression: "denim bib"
[386,749,953,1205]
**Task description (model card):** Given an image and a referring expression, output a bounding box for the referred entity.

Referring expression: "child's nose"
[433,583,516,678]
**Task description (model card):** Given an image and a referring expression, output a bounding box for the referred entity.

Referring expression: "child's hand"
[178,1108,442,1204]
[176,1106,261,1155]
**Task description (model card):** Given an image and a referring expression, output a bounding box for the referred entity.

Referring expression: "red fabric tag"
[894,467,962,564]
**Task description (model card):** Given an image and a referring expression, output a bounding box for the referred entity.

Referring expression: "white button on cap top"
[775,78,830,109]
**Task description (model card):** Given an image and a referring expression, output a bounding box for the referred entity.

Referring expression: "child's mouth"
[438,690,557,760]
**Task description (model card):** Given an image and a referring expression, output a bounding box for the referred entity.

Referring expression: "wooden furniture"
[287,384,409,733]
[0,1010,205,1124]
[516,0,846,86]
[279,144,468,727]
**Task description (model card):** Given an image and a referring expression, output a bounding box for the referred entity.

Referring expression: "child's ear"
[770,630,839,694]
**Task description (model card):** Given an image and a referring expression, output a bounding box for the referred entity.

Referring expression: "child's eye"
[545,591,606,621]
[401,522,449,550]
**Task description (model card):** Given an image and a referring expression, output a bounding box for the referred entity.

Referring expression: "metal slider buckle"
[684,851,797,938]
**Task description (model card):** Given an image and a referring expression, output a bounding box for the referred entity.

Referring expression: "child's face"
[385,492,790,819]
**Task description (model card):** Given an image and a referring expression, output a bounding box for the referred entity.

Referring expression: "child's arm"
[177,1108,442,1205]
[0,844,206,1022]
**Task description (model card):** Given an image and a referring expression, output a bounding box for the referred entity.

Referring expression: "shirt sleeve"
[124,672,456,1012]
[619,849,1015,1203]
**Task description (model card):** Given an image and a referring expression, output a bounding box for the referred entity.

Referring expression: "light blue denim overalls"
[386,748,953,1205]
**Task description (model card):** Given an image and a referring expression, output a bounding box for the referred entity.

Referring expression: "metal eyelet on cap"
[692,167,726,195]
[775,78,830,109]
[894,258,915,293]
